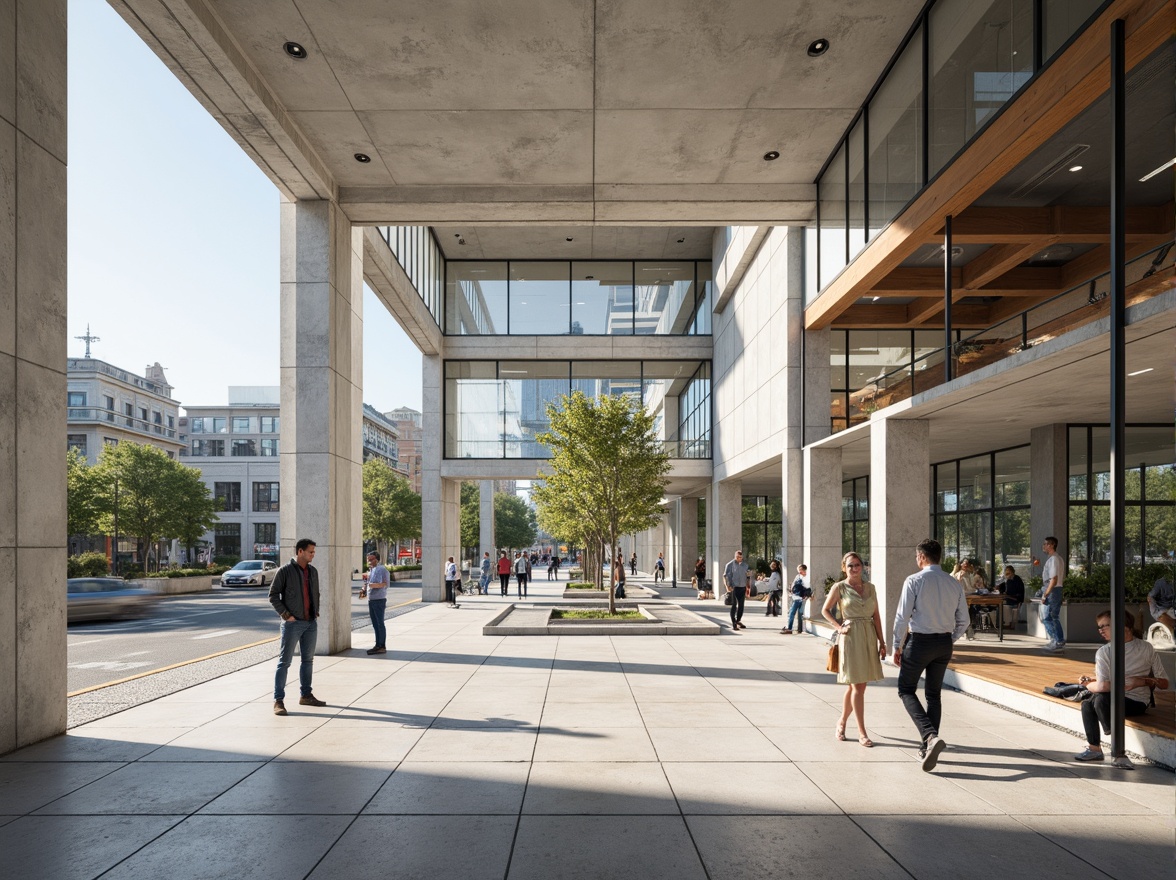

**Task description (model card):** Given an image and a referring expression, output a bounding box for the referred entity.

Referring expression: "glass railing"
[66,408,178,440]
[836,243,1173,423]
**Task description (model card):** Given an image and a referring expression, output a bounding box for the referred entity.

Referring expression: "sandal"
[835,722,847,741]
[858,734,874,748]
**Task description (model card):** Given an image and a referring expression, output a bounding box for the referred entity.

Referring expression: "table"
[967,594,1005,642]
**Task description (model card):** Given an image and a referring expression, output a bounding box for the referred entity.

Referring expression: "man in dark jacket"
[269,538,327,715]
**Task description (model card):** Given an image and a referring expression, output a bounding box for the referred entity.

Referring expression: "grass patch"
[550,609,646,621]
[565,582,599,590]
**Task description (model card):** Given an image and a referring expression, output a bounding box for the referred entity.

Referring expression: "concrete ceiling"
[433,225,713,260]
[119,0,926,230]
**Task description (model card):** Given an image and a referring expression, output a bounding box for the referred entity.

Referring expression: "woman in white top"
[764,560,783,617]
[444,556,459,607]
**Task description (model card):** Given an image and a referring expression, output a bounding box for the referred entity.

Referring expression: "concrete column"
[803,329,832,447]
[479,479,495,557]
[709,479,742,586]
[804,446,843,623]
[1030,424,1068,568]
[679,496,699,580]
[442,478,460,587]
[869,419,930,635]
[279,198,363,654]
[420,355,444,600]
[0,0,68,753]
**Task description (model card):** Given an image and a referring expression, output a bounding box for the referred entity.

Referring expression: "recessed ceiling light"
[677,238,686,243]
[871,296,880,302]
[1127,367,1154,377]
[1068,165,1083,172]
[354,153,371,163]
[566,237,573,242]
[1139,157,1176,182]
[454,233,461,238]
[585,275,595,280]
[283,41,308,59]
[807,38,829,57]
[763,150,780,161]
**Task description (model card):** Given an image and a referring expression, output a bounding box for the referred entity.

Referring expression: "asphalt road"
[66,579,422,693]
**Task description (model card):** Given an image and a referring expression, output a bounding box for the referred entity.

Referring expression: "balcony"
[66,408,177,441]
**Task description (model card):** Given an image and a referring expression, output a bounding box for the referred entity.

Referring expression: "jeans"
[1081,692,1147,745]
[1042,591,1065,644]
[729,587,746,626]
[367,598,386,648]
[274,618,317,700]
[516,574,528,597]
[445,580,457,604]
[786,597,805,630]
[897,632,953,744]
[480,573,490,594]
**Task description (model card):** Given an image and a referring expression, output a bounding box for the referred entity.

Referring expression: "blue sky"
[66,0,422,412]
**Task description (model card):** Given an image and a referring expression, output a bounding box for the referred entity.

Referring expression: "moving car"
[220,559,279,587]
[67,578,158,624]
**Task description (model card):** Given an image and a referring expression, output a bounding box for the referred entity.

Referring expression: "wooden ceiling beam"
[873,266,1062,299]
[804,0,1173,329]
[831,303,992,329]
[962,241,1055,288]
[922,205,1172,244]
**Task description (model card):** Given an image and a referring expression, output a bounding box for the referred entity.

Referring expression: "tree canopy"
[67,448,104,537]
[460,483,538,554]
[362,459,421,560]
[533,391,670,612]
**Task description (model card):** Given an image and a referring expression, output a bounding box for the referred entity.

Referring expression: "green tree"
[66,448,104,537]
[169,466,219,565]
[460,482,480,554]
[533,391,670,612]
[494,492,537,551]
[363,459,422,562]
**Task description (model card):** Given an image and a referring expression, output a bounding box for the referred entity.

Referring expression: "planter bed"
[483,601,718,636]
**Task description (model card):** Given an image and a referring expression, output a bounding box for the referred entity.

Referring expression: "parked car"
[67,578,158,624]
[220,560,279,588]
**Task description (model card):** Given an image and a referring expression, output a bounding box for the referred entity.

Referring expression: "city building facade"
[66,358,183,464]
[386,406,423,493]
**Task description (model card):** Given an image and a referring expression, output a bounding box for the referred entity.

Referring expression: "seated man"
[1073,609,1169,762]
[999,565,1025,627]
[1148,573,1175,637]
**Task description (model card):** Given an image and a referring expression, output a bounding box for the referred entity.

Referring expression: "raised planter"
[130,575,218,595]
[1030,598,1153,642]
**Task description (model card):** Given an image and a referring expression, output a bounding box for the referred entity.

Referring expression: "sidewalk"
[2,574,1170,880]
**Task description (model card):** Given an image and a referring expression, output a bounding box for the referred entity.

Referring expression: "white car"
[221,560,279,587]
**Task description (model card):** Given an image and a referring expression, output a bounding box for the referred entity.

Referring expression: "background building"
[386,406,423,493]
[66,358,183,464]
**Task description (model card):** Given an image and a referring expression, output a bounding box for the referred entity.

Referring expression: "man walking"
[892,538,968,771]
[1040,536,1066,652]
[444,556,460,608]
[654,552,666,583]
[479,551,492,595]
[269,538,327,715]
[514,550,530,599]
[364,551,389,654]
[782,563,809,633]
[724,549,749,631]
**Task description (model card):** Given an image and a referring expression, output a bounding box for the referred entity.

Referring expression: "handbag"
[749,583,759,598]
[723,591,733,606]
[826,632,840,672]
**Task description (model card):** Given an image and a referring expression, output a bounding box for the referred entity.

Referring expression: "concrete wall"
[0,0,69,752]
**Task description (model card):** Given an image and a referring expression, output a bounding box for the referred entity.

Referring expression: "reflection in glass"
[959,454,992,510]
[819,141,848,289]
[996,508,1032,569]
[1042,0,1103,61]
[848,117,867,259]
[1068,425,1088,500]
[444,361,503,457]
[510,262,570,335]
[937,462,958,513]
[869,25,923,235]
[635,262,695,335]
[572,262,632,335]
[500,361,569,458]
[447,262,507,335]
[693,262,713,335]
[994,445,1030,506]
[572,360,641,402]
[928,0,1034,178]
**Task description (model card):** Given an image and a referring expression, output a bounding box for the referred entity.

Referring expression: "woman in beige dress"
[821,551,887,747]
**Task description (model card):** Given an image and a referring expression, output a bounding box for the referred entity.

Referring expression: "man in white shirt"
[892,538,969,772]
[444,556,459,608]
[1073,609,1169,762]
[1040,536,1066,652]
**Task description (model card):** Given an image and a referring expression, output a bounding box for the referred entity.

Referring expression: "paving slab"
[0,815,184,880]
[36,761,261,815]
[365,761,530,814]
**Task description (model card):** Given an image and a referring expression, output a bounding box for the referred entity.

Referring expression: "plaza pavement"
[1,573,1170,880]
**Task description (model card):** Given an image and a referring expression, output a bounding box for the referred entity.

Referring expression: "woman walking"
[821,551,887,747]
[764,560,783,616]
[497,551,511,596]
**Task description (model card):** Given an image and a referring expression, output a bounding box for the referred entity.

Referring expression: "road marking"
[70,661,153,671]
[67,639,103,647]
[123,651,150,657]
[193,630,239,640]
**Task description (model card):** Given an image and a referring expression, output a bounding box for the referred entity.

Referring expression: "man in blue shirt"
[364,551,389,654]
[892,538,969,772]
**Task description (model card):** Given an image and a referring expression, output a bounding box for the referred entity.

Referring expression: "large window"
[260,438,279,457]
[829,329,944,432]
[934,445,1031,581]
[742,497,783,569]
[444,359,711,459]
[254,523,278,560]
[231,417,251,433]
[1068,425,1175,571]
[231,439,257,457]
[67,435,87,456]
[842,477,870,559]
[214,482,241,512]
[260,416,279,433]
[253,482,280,512]
[67,391,86,407]
[191,439,224,457]
[378,226,444,327]
[446,260,711,336]
[214,523,240,560]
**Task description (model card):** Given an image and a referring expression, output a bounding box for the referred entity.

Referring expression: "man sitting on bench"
[1073,609,1169,763]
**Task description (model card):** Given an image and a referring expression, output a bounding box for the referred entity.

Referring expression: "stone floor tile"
[662,762,840,814]
[405,727,537,762]
[0,816,17,828]
[364,761,529,814]
[857,814,1115,880]
[201,762,391,814]
[0,815,183,880]
[0,762,124,813]
[1016,813,1175,877]
[797,761,999,815]
[1076,763,1176,815]
[540,701,643,728]
[82,701,241,729]
[761,726,912,762]
[649,727,787,762]
[100,814,352,880]
[533,727,656,762]
[523,761,677,814]
[628,685,729,703]
[0,727,190,762]
[309,815,515,880]
[508,816,708,880]
[543,685,636,703]
[36,761,261,815]
[730,701,841,728]
[274,721,425,762]
[639,701,753,728]
[139,726,309,762]
[688,815,912,880]
[941,759,1160,815]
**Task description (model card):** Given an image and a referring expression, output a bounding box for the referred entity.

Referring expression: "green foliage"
[565,582,598,589]
[460,482,480,551]
[533,390,670,612]
[550,609,645,620]
[142,565,228,579]
[495,493,538,550]
[363,459,422,561]
[391,563,422,573]
[67,552,111,578]
[1061,563,1170,602]
[213,556,240,567]
[67,449,104,537]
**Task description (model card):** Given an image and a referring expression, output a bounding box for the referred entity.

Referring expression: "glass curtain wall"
[842,477,869,560]
[811,0,1109,294]
[742,497,783,571]
[1068,425,1176,571]
[445,360,711,459]
[934,446,1031,580]
[447,260,711,336]
[378,226,444,326]
[829,329,943,432]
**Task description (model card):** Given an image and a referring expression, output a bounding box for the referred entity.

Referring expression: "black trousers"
[729,587,746,625]
[444,579,456,604]
[516,573,528,597]
[499,573,510,595]
[897,632,953,744]
[766,590,781,616]
[1081,692,1148,746]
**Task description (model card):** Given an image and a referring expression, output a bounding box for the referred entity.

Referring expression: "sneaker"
[921,735,946,771]
[298,694,327,707]
[1040,641,1058,653]
[366,647,386,655]
[1055,642,1066,650]
[273,700,287,716]
[1073,748,1105,762]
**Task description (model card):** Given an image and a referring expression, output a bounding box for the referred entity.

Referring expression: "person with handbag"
[723,550,749,630]
[821,551,887,747]
[764,560,783,617]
